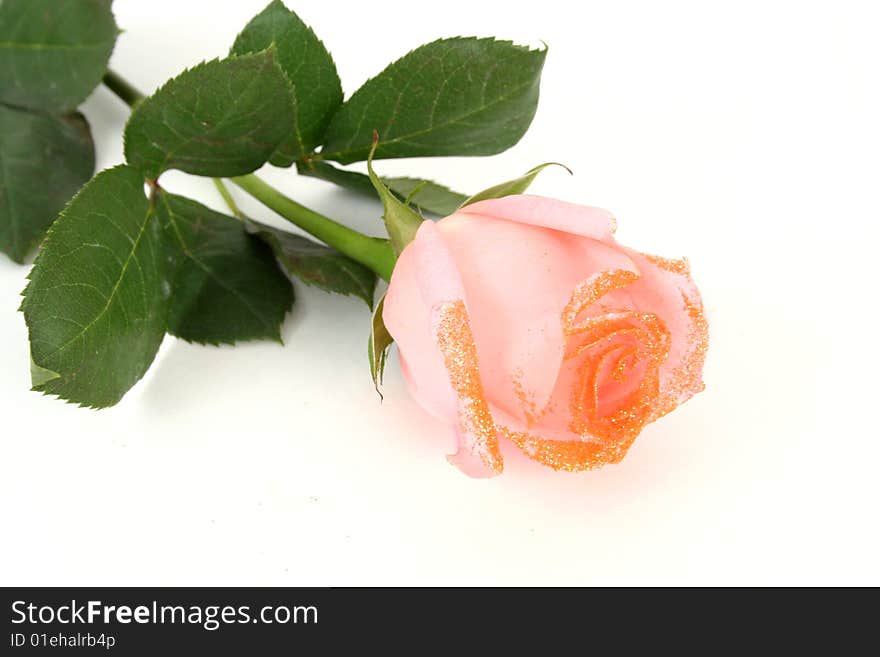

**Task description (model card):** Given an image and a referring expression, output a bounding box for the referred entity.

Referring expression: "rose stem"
[102,69,144,108]
[228,174,394,281]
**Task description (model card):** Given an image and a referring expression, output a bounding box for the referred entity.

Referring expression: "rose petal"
[463,194,617,242]
[383,246,456,420]
[621,248,709,415]
[384,221,504,477]
[489,405,634,472]
[439,212,639,428]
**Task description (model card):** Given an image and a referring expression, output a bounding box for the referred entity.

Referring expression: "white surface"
[1,0,878,586]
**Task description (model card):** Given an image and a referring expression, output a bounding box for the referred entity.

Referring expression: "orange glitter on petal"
[567,309,670,439]
[501,426,637,472]
[610,349,635,383]
[512,367,546,427]
[565,325,643,361]
[495,255,705,473]
[504,283,675,472]
[561,270,639,335]
[651,291,709,420]
[434,299,504,474]
[643,253,691,276]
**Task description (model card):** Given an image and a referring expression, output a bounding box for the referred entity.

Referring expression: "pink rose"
[382,195,708,477]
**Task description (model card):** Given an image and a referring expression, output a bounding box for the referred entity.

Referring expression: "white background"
[1,0,878,586]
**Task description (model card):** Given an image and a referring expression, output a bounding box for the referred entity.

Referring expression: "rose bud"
[382,195,708,477]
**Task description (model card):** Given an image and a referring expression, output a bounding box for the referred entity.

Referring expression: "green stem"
[101,69,396,281]
[213,179,245,219]
[230,175,395,281]
[102,70,144,107]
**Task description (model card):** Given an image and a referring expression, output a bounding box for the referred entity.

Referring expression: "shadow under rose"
[138,281,310,418]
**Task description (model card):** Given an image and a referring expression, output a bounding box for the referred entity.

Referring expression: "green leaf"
[123,52,295,179]
[21,165,168,408]
[298,161,467,216]
[383,177,467,216]
[0,104,95,262]
[156,192,294,345]
[231,0,342,166]
[320,38,546,164]
[0,0,118,112]
[247,219,377,309]
[461,162,570,207]
[368,295,393,396]
[366,140,423,255]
